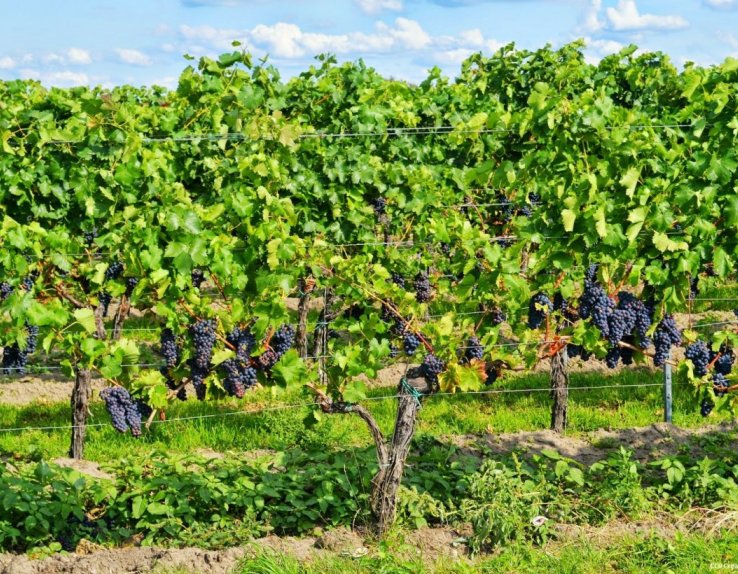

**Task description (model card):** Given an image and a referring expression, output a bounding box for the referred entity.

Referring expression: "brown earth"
[450,421,738,467]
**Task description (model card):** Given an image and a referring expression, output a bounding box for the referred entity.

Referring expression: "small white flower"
[531,515,548,527]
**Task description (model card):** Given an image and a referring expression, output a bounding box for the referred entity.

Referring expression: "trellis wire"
[0,380,686,434]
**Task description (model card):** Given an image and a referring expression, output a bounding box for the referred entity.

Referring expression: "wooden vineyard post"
[550,347,569,433]
[69,366,92,460]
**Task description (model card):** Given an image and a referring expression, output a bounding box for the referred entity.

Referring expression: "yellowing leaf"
[562,209,576,232]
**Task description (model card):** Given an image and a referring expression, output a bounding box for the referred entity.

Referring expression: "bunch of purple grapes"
[414,273,432,303]
[685,340,710,377]
[578,266,615,338]
[403,331,421,355]
[189,320,216,400]
[527,293,553,329]
[104,260,124,281]
[421,354,445,385]
[653,315,681,366]
[191,268,205,289]
[464,336,484,362]
[100,387,148,436]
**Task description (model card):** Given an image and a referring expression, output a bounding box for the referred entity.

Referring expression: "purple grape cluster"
[689,277,699,301]
[272,324,295,356]
[553,293,568,315]
[372,197,387,216]
[84,228,97,247]
[490,307,506,326]
[685,340,710,377]
[1,282,13,300]
[607,292,652,349]
[189,320,216,400]
[1,324,38,375]
[21,274,35,292]
[579,267,615,338]
[125,277,139,296]
[421,354,445,385]
[414,273,432,303]
[159,328,179,368]
[391,272,406,289]
[485,364,499,385]
[256,349,279,371]
[567,344,591,361]
[403,331,421,355]
[100,387,147,436]
[191,268,205,289]
[104,260,124,281]
[527,293,553,329]
[464,336,484,362]
[605,347,621,369]
[227,327,256,362]
[701,399,714,417]
[98,291,112,317]
[653,315,681,366]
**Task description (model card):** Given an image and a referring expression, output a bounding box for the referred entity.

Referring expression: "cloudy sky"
[1,0,737,88]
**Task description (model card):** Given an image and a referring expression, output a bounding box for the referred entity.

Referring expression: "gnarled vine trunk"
[295,279,311,359]
[69,366,92,459]
[329,372,429,534]
[550,347,569,433]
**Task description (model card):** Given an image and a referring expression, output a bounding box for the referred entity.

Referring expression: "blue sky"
[1,0,737,88]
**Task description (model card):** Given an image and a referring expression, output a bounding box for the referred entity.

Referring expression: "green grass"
[0,366,729,464]
[223,532,738,574]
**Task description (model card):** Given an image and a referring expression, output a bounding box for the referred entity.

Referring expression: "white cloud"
[20,68,91,86]
[703,0,737,8]
[606,0,688,31]
[40,48,92,66]
[581,0,604,33]
[179,24,248,51]
[67,48,92,65]
[181,18,436,59]
[355,0,403,14]
[0,56,16,69]
[583,36,625,63]
[115,48,153,66]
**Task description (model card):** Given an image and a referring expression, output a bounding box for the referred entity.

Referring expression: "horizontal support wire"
[38,121,703,147]
[0,380,688,434]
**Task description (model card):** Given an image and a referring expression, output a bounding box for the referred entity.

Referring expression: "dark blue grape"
[104,260,124,281]
[227,327,256,362]
[464,336,484,362]
[490,307,506,326]
[190,320,216,369]
[528,293,553,329]
[125,277,139,296]
[421,354,445,385]
[256,349,279,371]
[98,291,112,317]
[414,273,432,303]
[372,197,387,216]
[403,331,421,355]
[0,282,13,300]
[653,315,681,367]
[272,324,295,357]
[686,341,710,377]
[391,273,406,289]
[700,398,714,417]
[191,268,205,289]
[605,347,621,369]
[159,328,179,368]
[100,387,134,433]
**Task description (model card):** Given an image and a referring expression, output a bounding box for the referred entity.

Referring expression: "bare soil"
[0,378,107,408]
[0,526,463,574]
[450,421,738,467]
